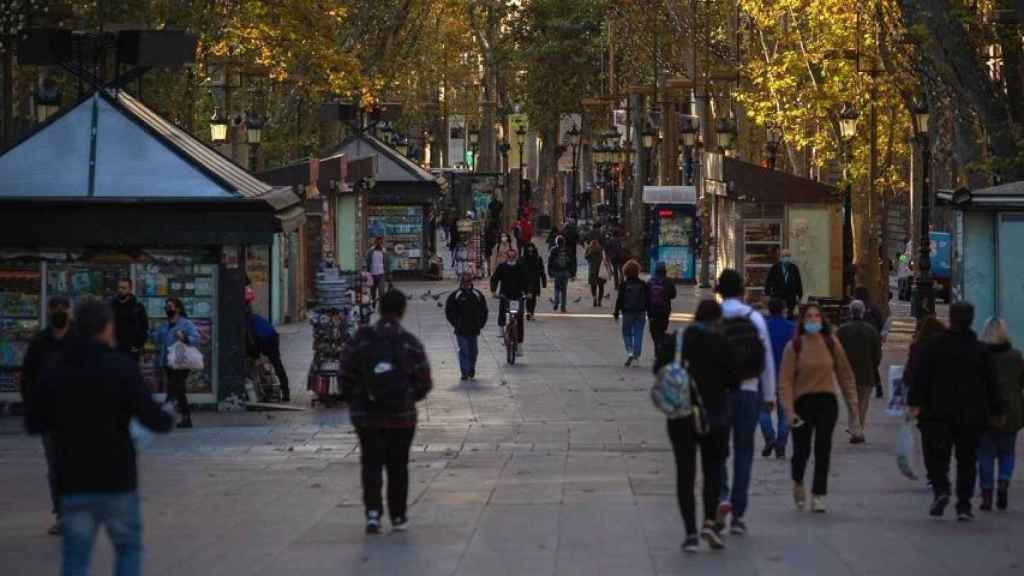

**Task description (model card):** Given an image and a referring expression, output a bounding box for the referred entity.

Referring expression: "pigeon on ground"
[573,296,583,303]
[431,291,450,301]
[419,289,432,301]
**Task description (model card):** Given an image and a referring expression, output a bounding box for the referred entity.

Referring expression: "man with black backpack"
[647,261,678,353]
[548,236,574,313]
[714,269,776,536]
[340,290,433,535]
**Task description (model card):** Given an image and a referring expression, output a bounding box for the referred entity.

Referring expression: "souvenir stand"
[307,266,373,407]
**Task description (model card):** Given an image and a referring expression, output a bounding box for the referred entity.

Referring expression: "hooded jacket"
[908,329,1003,426]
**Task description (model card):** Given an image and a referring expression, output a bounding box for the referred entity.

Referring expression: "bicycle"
[501,296,526,365]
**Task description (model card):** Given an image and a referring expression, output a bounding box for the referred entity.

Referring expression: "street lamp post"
[566,124,581,219]
[911,96,934,321]
[839,102,859,300]
[245,110,264,170]
[209,107,228,143]
[516,124,527,204]
[33,77,61,124]
[469,126,480,171]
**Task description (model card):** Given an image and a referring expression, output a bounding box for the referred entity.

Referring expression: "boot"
[997,480,1009,511]
[980,489,993,512]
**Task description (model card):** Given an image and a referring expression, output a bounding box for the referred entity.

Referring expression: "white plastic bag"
[887,365,907,416]
[896,418,918,480]
[168,341,204,371]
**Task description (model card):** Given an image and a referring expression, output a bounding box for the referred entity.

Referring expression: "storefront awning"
[937,182,1024,210]
[711,155,837,203]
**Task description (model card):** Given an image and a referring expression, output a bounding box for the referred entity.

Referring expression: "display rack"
[307,268,374,407]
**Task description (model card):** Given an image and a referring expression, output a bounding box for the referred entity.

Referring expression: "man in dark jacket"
[763,248,803,318]
[110,278,149,362]
[21,296,74,535]
[853,286,887,398]
[521,243,547,320]
[908,301,1004,520]
[647,262,678,354]
[562,219,581,280]
[340,290,433,534]
[445,274,489,380]
[548,236,574,313]
[604,231,625,290]
[491,247,527,344]
[836,300,882,444]
[26,299,175,574]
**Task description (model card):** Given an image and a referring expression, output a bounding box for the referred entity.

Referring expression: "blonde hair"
[981,317,1010,345]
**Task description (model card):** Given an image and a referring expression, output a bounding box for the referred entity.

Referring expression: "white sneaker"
[811,495,827,513]
[793,483,807,510]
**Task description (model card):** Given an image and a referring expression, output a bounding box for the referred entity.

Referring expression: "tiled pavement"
[1,268,1021,575]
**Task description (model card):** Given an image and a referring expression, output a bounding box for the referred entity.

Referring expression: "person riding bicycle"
[490,247,527,347]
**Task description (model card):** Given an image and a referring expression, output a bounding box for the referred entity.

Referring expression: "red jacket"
[518,219,534,243]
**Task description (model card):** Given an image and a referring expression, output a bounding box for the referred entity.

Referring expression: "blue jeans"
[456,335,479,377]
[977,430,1018,490]
[720,389,761,518]
[759,401,789,452]
[553,274,569,311]
[621,313,646,358]
[62,492,142,576]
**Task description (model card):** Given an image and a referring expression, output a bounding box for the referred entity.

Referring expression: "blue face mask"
[804,322,823,334]
[781,256,791,264]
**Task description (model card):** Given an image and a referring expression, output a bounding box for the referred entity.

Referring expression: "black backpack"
[722,312,766,381]
[362,328,414,412]
[553,248,570,271]
[622,281,646,312]
[648,280,668,310]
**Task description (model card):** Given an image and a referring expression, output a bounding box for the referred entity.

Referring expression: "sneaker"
[624,355,634,367]
[957,510,974,522]
[793,483,807,510]
[366,511,382,534]
[729,518,747,535]
[47,520,62,536]
[682,535,700,554]
[997,480,1009,511]
[811,495,827,513]
[929,493,950,517]
[392,516,409,532]
[762,444,774,458]
[469,371,476,379]
[775,445,786,460]
[715,501,732,528]
[849,434,866,444]
[701,522,725,550]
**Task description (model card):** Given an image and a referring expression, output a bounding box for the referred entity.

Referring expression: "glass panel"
[744,221,782,243]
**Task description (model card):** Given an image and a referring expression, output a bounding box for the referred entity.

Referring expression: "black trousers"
[356,426,416,520]
[263,336,290,398]
[668,419,727,536]
[42,434,61,517]
[791,393,838,495]
[526,292,538,315]
[164,368,191,418]
[649,313,670,353]
[919,421,980,511]
[589,280,605,303]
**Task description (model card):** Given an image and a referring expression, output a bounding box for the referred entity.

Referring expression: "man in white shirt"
[715,269,776,536]
[367,237,388,305]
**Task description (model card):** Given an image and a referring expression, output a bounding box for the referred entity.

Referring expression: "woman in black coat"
[520,243,547,320]
[653,299,737,553]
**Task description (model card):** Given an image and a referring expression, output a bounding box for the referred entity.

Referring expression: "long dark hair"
[796,304,831,337]
[166,297,187,319]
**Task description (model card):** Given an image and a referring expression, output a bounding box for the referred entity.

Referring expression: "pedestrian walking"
[604,230,625,290]
[245,297,291,403]
[646,261,678,353]
[491,232,515,274]
[562,219,581,280]
[614,260,648,367]
[760,297,794,459]
[585,239,607,307]
[546,224,560,250]
[490,247,526,345]
[445,274,489,380]
[20,296,74,536]
[110,278,148,362]
[153,297,200,428]
[340,290,433,534]
[780,303,860,513]
[853,286,888,398]
[367,237,388,306]
[836,300,882,443]
[26,299,175,576]
[548,236,573,313]
[521,242,547,320]
[654,300,737,553]
[715,269,776,534]
[908,301,1003,521]
[975,317,1023,512]
[517,213,534,255]
[764,248,803,318]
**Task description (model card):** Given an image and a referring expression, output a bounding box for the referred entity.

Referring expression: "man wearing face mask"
[110,278,149,362]
[20,296,74,535]
[764,248,803,318]
[153,298,200,428]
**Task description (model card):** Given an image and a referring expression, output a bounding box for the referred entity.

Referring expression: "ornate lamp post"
[714,115,736,151]
[468,126,480,171]
[516,124,527,201]
[244,111,264,170]
[566,124,582,219]
[33,77,61,124]
[911,96,934,320]
[209,107,228,143]
[839,102,859,300]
